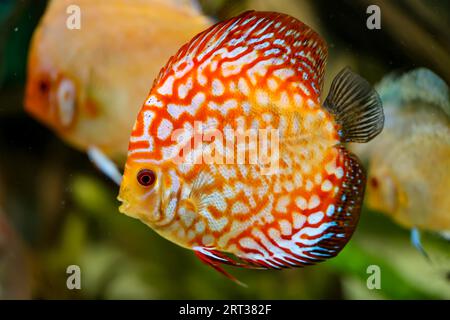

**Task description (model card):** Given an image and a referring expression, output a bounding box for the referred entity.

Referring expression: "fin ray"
[324,67,384,143]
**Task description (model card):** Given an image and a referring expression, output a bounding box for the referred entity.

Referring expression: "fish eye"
[39,79,50,94]
[370,177,379,189]
[137,169,156,187]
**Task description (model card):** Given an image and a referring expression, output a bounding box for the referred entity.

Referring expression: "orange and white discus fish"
[118,11,384,282]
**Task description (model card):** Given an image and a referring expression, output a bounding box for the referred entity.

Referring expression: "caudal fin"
[324,67,384,143]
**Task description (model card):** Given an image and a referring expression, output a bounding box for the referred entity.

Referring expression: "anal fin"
[411,228,431,262]
[193,247,263,287]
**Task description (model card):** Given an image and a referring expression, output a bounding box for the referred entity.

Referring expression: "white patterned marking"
[231,201,250,215]
[308,211,324,225]
[326,204,335,217]
[321,180,333,192]
[336,167,344,179]
[212,79,224,96]
[157,75,174,96]
[279,220,292,236]
[295,196,307,210]
[293,213,306,229]
[157,119,174,140]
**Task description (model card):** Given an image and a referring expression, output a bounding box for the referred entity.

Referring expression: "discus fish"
[352,68,450,253]
[118,11,384,282]
[25,0,211,161]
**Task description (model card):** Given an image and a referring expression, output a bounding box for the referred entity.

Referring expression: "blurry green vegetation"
[0,0,449,299]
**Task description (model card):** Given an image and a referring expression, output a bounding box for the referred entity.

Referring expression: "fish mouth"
[117,197,140,220]
[117,190,134,215]
[117,192,148,222]
[117,196,129,215]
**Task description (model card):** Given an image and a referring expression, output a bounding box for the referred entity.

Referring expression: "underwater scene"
[0,0,449,300]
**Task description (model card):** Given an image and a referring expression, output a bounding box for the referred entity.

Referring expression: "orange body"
[119,11,366,271]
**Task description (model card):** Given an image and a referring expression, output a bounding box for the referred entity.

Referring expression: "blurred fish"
[0,209,31,299]
[24,0,211,164]
[118,11,383,283]
[352,68,450,254]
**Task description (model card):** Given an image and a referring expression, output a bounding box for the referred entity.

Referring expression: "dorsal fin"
[324,67,384,143]
[153,10,328,96]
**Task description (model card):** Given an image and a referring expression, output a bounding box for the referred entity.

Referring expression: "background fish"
[24,0,211,160]
[351,68,450,244]
[118,11,383,282]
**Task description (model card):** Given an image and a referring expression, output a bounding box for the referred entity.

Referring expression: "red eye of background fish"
[370,177,379,188]
[39,79,49,94]
[137,169,156,187]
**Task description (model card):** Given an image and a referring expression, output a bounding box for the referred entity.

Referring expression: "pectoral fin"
[87,146,122,186]
[324,67,384,143]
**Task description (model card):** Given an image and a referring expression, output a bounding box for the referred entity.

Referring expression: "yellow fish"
[24,0,211,164]
[352,68,450,255]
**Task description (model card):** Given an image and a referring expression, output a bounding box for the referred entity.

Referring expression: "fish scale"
[119,10,384,282]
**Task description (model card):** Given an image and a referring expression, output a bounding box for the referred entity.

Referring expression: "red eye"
[137,169,156,187]
[39,79,50,94]
[370,177,379,188]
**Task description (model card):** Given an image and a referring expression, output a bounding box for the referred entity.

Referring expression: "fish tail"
[324,67,384,143]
